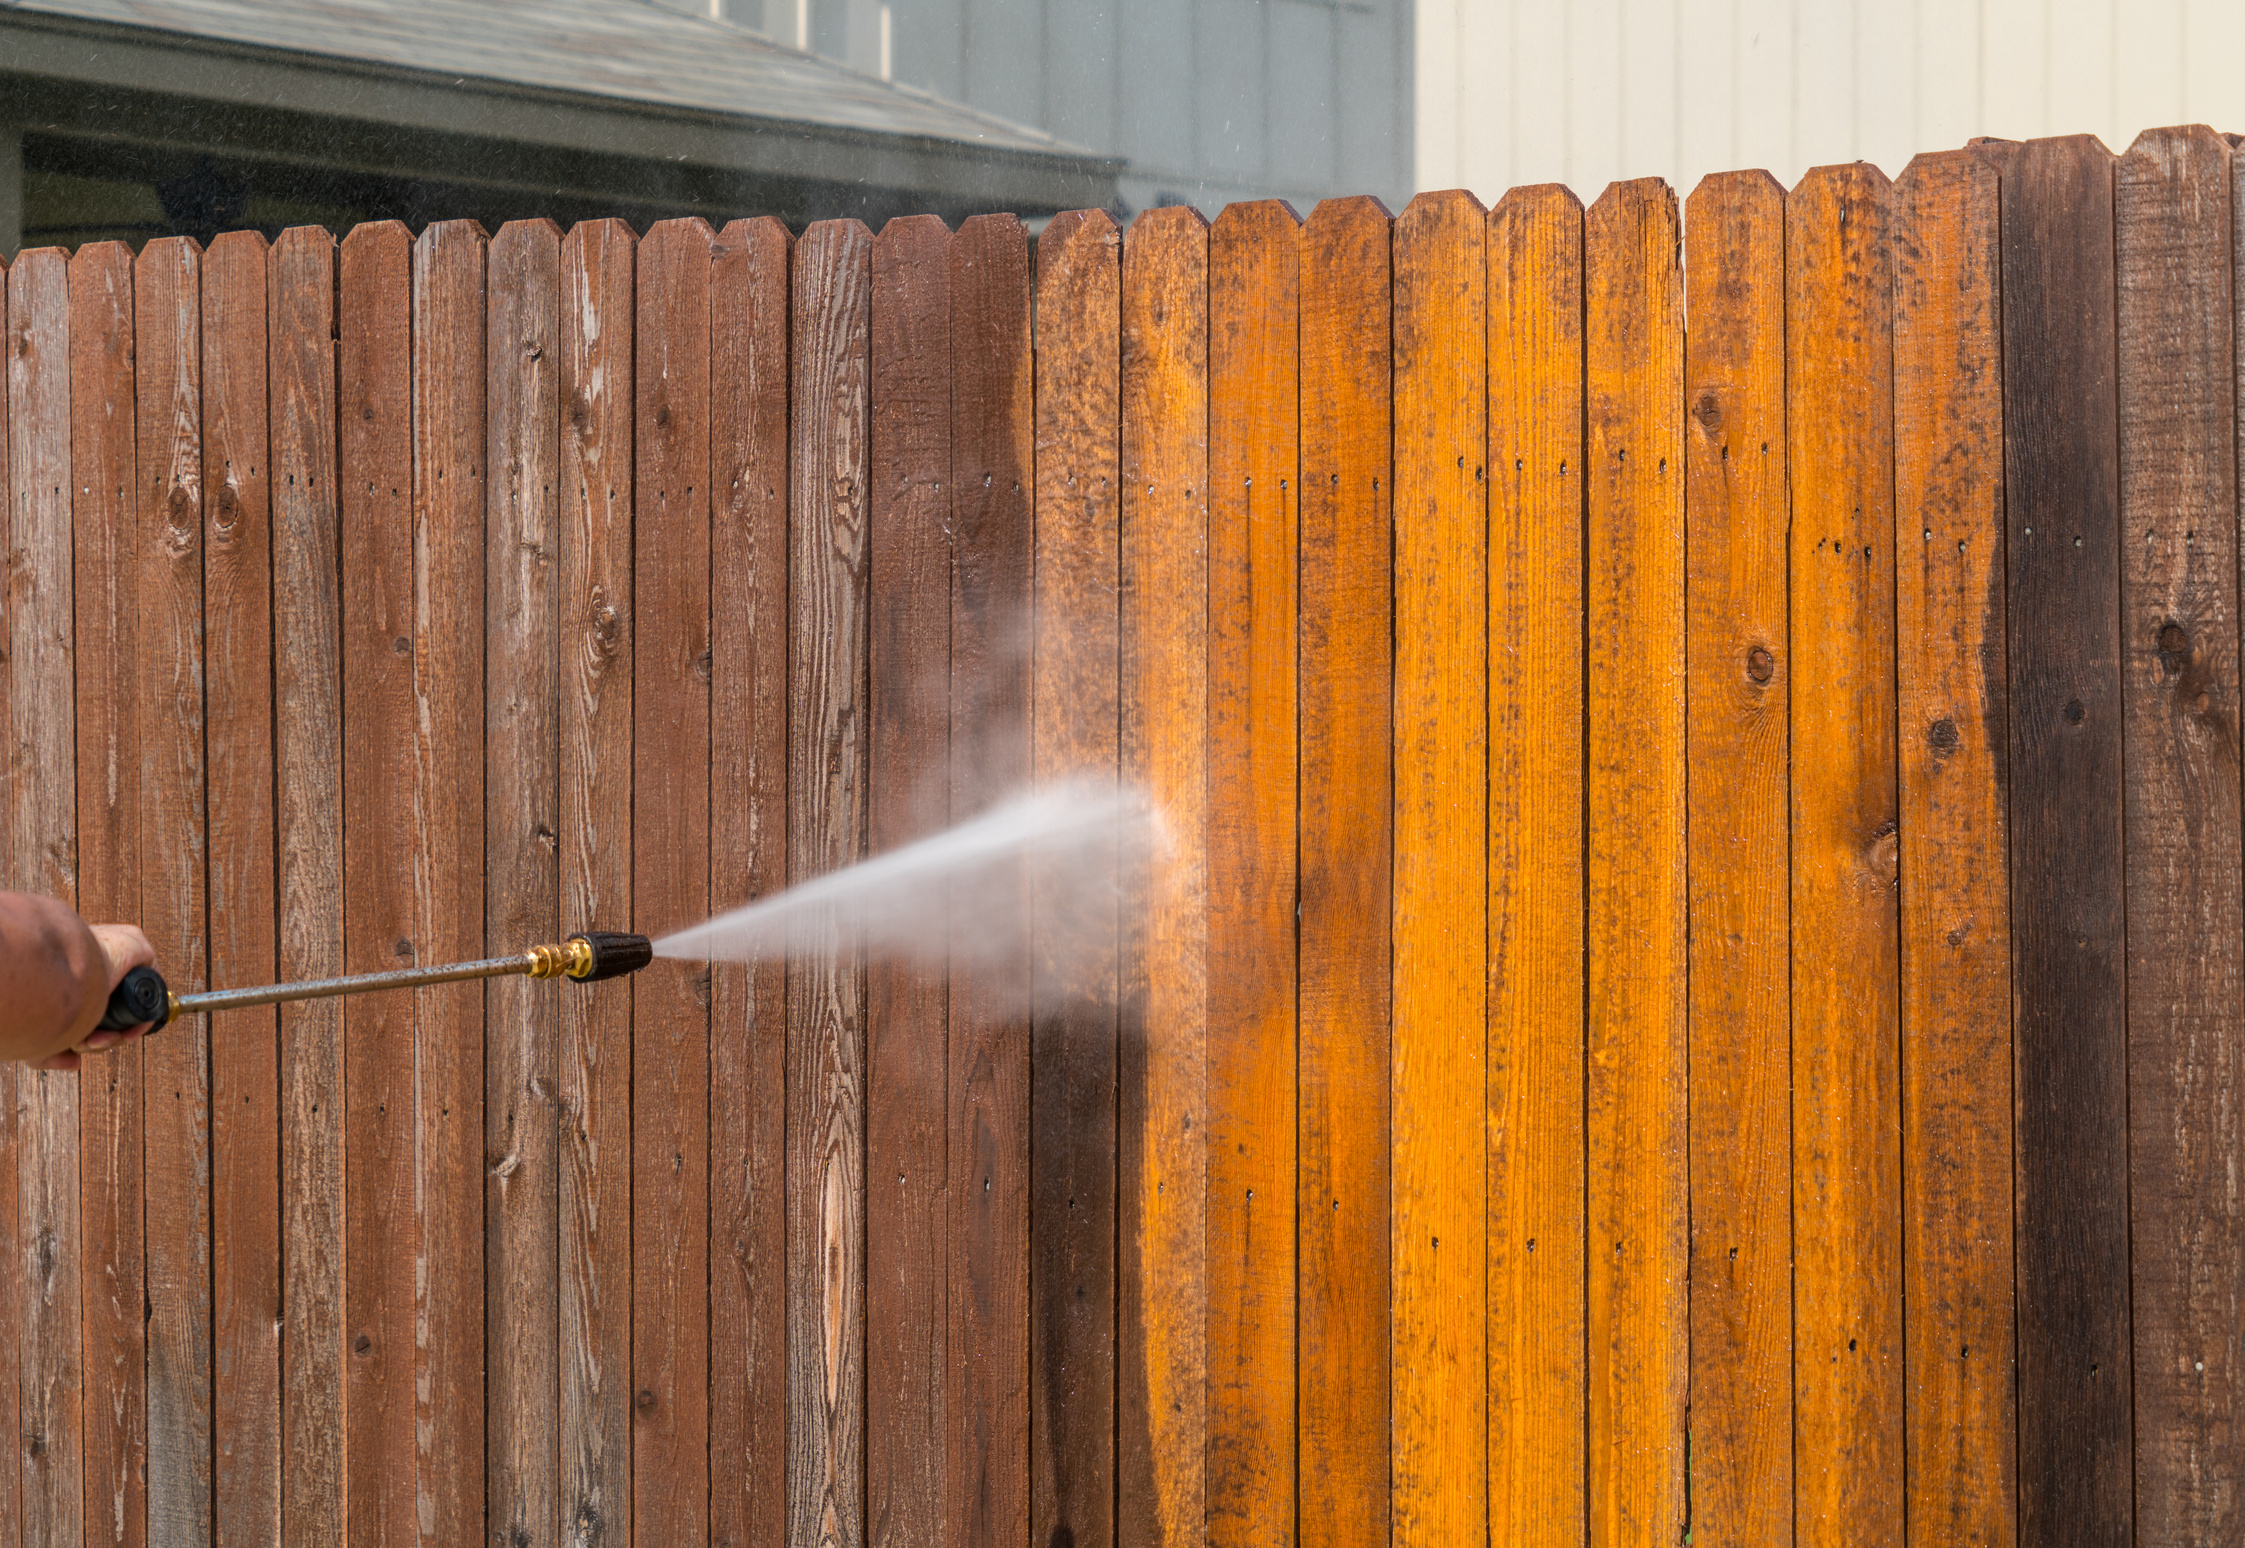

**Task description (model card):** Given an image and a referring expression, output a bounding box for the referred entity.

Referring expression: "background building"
[1417,0,2245,202]
[0,0,1123,257]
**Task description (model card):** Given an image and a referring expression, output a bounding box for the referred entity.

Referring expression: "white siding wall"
[1418,0,2245,199]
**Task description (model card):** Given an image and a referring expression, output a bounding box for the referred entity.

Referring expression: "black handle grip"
[99,965,169,1033]
[569,931,652,983]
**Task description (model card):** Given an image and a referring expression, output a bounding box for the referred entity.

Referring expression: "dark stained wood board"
[1972,133,2134,1547]
[1028,205,1123,1548]
[788,217,873,1548]
[865,210,953,1548]
[946,211,1034,1548]
[632,215,715,1546]
[710,213,793,1548]
[2117,123,2244,1540]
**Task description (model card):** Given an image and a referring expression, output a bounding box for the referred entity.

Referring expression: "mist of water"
[653,777,1154,998]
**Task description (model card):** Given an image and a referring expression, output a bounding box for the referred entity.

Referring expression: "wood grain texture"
[1891,149,2016,1548]
[203,227,281,1548]
[1204,197,1298,1548]
[338,218,418,1548]
[1787,162,1903,1545]
[1973,134,2134,1546]
[1583,180,1687,1548]
[485,217,561,1548]
[1388,188,1487,1548]
[556,216,635,1548]
[1296,194,1392,1548]
[1116,204,1208,1548]
[0,249,22,1548]
[632,215,714,1547]
[133,234,213,1548]
[2119,123,2244,1538]
[1681,171,1792,1548]
[788,217,872,1548]
[710,214,791,1548]
[946,211,1033,1548]
[409,220,488,1548]
[7,244,84,1548]
[1485,181,1584,1548]
[865,212,951,1548]
[71,236,147,1548]
[270,224,344,1548]
[1028,206,1121,1548]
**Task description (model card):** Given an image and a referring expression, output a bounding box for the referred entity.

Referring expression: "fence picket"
[1974,134,2134,1546]
[1583,178,1688,1548]
[1297,193,1393,1548]
[867,210,953,1548]
[1485,181,1585,1548]
[1029,205,1123,1548]
[633,214,715,1545]
[557,216,636,1548]
[788,217,874,1548]
[1117,204,1209,1548]
[2117,123,2245,1539]
[486,216,562,1548]
[1892,149,2016,1548]
[1681,169,1791,1548]
[0,247,20,1548]
[203,227,280,1548]
[271,224,344,1548]
[1206,197,1300,1548]
[947,210,1035,1548]
[134,232,212,1548]
[72,236,147,1548]
[1787,161,1904,1540]
[710,212,792,1548]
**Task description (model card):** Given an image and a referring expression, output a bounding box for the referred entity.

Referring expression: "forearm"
[0,892,106,1064]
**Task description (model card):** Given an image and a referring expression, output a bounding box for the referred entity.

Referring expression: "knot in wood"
[1928,718,1960,754]
[1746,645,1775,684]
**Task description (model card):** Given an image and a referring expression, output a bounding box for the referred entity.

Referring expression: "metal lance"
[94,931,654,1032]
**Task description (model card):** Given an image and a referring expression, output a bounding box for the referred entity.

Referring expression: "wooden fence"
[0,124,2240,1548]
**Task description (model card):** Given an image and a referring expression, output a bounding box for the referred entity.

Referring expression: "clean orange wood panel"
[1296,194,1392,1548]
[556,216,636,1548]
[71,237,147,1548]
[1681,170,1791,1548]
[1029,206,1122,1548]
[485,217,562,1548]
[270,223,345,1548]
[1205,197,1299,1548]
[1117,204,1209,1548]
[203,227,282,1547]
[1389,187,1488,1548]
[947,211,1034,1548]
[7,244,85,1548]
[633,216,714,1546]
[1891,149,2015,1548]
[2116,124,2245,1538]
[1786,164,1903,1545]
[337,219,418,1548]
[866,210,952,1548]
[788,217,873,1548]
[710,213,792,1548]
[134,233,212,1548]
[1485,181,1585,1548]
[1583,180,1687,1548]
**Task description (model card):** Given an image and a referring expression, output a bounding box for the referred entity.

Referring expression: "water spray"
[96,931,654,1033]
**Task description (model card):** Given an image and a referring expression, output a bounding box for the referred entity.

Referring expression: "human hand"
[30,923,157,1072]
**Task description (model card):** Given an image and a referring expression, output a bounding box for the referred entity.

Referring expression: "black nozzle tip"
[567,931,653,983]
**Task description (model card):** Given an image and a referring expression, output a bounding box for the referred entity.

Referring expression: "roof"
[1,0,1099,162]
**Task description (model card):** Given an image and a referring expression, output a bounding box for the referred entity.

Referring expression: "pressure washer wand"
[95,931,653,1033]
